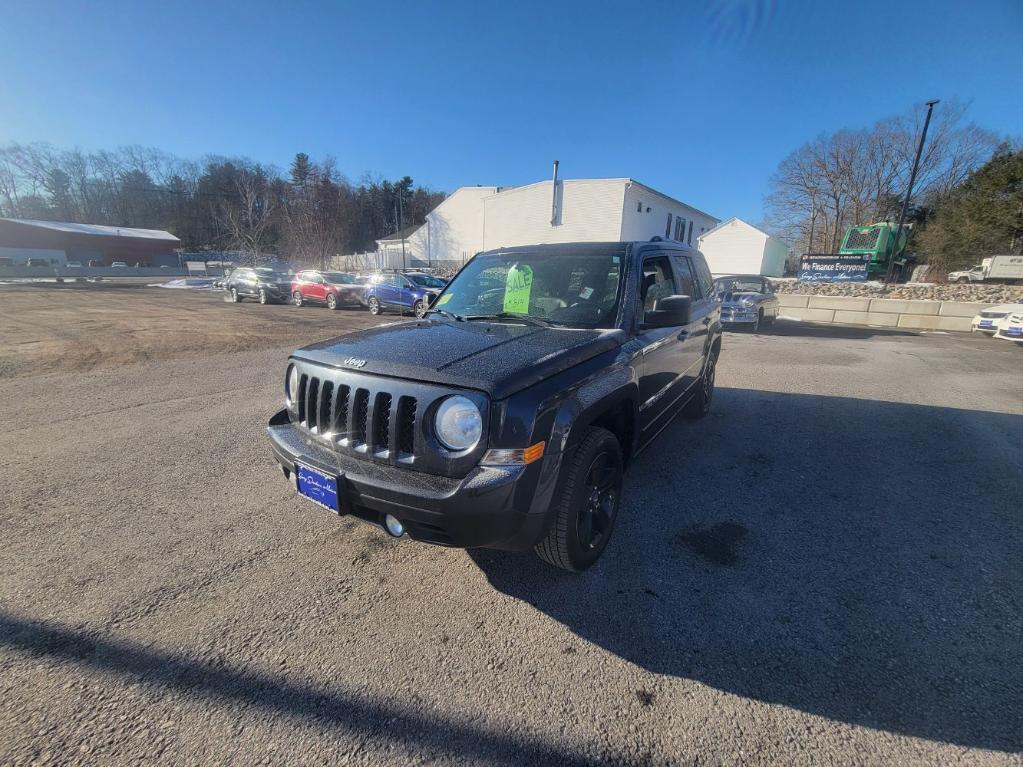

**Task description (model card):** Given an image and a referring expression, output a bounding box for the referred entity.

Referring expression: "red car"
[291,270,364,310]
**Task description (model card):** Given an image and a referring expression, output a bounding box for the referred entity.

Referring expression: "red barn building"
[0,218,181,266]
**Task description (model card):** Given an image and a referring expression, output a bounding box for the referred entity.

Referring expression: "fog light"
[384,514,405,537]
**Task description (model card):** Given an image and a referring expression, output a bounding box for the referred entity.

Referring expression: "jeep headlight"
[434,395,482,451]
[286,364,299,407]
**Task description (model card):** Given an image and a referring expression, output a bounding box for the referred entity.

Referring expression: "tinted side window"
[692,255,714,298]
[672,255,697,298]
[641,256,675,319]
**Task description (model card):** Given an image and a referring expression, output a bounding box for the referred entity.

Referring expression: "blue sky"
[1,0,1021,223]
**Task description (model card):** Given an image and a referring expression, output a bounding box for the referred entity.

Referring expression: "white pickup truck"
[948,255,1023,284]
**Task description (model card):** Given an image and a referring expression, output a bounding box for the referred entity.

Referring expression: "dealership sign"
[799,254,871,282]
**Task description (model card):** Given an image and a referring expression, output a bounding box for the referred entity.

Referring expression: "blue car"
[362,272,446,318]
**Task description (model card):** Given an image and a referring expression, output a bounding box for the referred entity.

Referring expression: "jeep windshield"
[431,251,623,328]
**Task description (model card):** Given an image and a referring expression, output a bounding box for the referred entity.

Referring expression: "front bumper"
[972,319,1001,334]
[720,310,758,325]
[994,325,1023,342]
[266,410,562,550]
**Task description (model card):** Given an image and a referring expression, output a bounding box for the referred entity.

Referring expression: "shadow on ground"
[473,387,1023,752]
[0,611,591,766]
[747,319,920,339]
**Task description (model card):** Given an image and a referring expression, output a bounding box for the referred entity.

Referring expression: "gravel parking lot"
[1,283,1021,765]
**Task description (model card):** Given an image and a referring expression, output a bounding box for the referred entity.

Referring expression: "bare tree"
[216,163,283,261]
[766,100,1000,256]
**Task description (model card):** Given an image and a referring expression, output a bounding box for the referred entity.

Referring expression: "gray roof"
[1,218,181,242]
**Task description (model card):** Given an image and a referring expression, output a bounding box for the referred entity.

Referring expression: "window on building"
[665,213,672,238]
[674,217,685,240]
[637,200,643,213]
[687,220,694,245]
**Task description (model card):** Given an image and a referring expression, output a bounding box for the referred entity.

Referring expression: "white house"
[373,178,717,268]
[696,217,788,277]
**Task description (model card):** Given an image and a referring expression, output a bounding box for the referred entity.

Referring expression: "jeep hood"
[294,319,625,399]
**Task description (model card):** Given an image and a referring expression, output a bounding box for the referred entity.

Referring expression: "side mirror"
[643,295,691,327]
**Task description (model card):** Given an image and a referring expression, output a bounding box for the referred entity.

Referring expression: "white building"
[696,217,788,277]
[373,178,717,268]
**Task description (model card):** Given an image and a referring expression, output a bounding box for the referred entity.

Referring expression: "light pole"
[886,99,939,284]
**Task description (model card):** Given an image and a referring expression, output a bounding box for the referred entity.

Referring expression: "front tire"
[326,293,338,310]
[367,296,382,315]
[293,291,304,307]
[535,427,623,572]
[231,287,241,303]
[258,288,269,305]
[414,299,428,318]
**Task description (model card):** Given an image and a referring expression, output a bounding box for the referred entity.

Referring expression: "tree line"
[0,144,445,266]
[763,100,1021,273]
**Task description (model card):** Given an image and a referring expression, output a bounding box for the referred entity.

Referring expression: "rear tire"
[685,348,717,419]
[368,296,382,315]
[326,293,338,310]
[293,291,304,307]
[535,427,623,572]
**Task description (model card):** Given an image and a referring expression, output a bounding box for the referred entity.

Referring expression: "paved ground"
[1,286,1021,765]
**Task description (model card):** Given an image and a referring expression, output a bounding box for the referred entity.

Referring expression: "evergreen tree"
[918,145,1023,271]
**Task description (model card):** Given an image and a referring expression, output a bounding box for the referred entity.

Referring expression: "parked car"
[993,310,1023,343]
[266,239,722,572]
[971,303,1023,335]
[225,267,291,304]
[712,275,779,331]
[362,272,443,317]
[88,259,103,267]
[111,261,129,268]
[291,270,364,309]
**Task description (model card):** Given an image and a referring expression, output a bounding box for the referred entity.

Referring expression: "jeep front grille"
[289,362,489,477]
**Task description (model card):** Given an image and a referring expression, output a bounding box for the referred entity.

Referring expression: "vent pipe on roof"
[550,160,559,227]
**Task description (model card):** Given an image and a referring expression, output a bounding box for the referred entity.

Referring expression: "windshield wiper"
[464,312,556,327]
[425,308,466,321]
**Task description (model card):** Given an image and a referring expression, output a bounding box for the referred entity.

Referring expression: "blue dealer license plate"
[296,464,340,512]
[979,320,993,327]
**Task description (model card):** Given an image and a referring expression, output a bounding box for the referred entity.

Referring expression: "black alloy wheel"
[685,349,716,419]
[535,427,623,572]
[577,450,620,553]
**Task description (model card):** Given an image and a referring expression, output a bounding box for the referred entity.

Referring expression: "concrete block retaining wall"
[776,293,994,332]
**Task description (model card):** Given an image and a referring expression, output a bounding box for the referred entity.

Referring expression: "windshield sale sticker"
[436,293,452,305]
[503,264,534,313]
